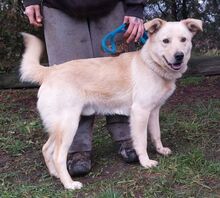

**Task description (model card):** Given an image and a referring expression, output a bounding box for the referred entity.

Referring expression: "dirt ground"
[0,75,220,197]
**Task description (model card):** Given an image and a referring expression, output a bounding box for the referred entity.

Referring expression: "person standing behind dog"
[23,0,145,177]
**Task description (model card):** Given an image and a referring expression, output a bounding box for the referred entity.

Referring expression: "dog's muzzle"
[163,55,183,71]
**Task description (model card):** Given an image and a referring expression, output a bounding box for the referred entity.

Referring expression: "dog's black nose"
[174,52,184,62]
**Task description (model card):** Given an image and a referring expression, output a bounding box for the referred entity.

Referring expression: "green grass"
[180,76,204,87]
[0,77,220,197]
[96,189,123,198]
[160,99,220,146]
[0,112,42,156]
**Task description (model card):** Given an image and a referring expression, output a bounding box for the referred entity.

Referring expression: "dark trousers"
[43,3,133,153]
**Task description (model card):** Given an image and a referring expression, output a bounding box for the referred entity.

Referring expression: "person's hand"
[24,5,43,27]
[123,16,144,43]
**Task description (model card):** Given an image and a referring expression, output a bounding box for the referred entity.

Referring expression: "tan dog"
[20,18,202,190]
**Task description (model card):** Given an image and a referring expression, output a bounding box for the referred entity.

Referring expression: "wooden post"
[186,56,220,76]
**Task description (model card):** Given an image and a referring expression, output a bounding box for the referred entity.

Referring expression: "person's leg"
[106,115,138,163]
[43,7,94,63]
[43,6,95,176]
[89,2,135,57]
[89,2,138,163]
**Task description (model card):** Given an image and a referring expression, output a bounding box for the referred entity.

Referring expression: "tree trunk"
[171,1,178,20]
[181,0,188,19]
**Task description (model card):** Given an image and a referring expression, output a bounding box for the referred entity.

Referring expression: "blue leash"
[101,23,148,54]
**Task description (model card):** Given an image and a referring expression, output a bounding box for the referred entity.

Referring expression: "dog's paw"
[157,147,172,156]
[64,181,83,190]
[140,158,158,168]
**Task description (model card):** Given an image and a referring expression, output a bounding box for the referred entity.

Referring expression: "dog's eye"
[163,39,170,44]
[181,37,186,42]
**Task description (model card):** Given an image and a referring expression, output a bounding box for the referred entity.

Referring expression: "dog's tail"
[20,33,48,84]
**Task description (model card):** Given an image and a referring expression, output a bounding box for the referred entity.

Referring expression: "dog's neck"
[140,45,185,81]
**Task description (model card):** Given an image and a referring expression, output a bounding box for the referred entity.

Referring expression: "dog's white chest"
[156,83,175,106]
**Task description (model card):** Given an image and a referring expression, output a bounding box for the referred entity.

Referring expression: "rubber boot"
[106,115,138,163]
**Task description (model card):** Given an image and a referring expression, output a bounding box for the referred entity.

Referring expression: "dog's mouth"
[163,56,182,71]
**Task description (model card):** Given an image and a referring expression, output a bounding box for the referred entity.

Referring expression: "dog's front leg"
[130,104,158,168]
[148,107,171,156]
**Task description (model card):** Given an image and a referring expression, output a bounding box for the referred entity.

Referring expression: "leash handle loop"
[101,23,148,54]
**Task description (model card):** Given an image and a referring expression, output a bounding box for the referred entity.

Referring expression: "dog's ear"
[181,18,203,36]
[144,18,166,35]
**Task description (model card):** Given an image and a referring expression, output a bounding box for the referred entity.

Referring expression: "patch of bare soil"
[0,76,219,189]
[170,76,220,105]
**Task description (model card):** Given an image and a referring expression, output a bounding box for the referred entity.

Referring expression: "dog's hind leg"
[42,134,59,178]
[53,107,83,190]
[130,104,158,168]
[148,107,171,156]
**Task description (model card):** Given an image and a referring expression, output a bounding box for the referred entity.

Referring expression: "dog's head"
[144,18,203,74]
